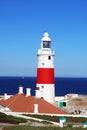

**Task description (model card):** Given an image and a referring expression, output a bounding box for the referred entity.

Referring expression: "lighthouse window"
[42,63,45,65]
[41,86,44,89]
[43,41,50,48]
[48,56,51,60]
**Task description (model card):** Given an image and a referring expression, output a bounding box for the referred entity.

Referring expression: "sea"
[0,77,87,96]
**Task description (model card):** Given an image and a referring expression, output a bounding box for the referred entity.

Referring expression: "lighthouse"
[36,32,55,104]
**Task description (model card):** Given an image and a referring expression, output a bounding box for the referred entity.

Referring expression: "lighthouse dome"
[41,32,51,42]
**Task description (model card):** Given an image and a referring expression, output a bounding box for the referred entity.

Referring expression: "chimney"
[34,104,38,114]
[26,88,31,97]
[18,85,23,94]
[35,89,41,98]
[4,93,8,100]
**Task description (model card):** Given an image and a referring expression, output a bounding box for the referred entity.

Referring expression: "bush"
[0,112,27,124]
[3,125,87,130]
[23,114,87,123]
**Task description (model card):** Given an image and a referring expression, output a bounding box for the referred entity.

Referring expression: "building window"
[48,56,51,60]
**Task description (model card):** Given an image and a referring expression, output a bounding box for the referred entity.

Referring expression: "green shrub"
[0,112,27,124]
[3,125,87,130]
[23,114,87,123]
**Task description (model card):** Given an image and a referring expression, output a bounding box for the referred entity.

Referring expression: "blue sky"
[0,0,87,77]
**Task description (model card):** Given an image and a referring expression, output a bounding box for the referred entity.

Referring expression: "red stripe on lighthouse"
[36,68,54,84]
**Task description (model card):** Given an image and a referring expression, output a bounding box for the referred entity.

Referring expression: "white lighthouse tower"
[36,32,55,104]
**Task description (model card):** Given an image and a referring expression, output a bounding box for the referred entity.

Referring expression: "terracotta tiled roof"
[0,94,66,114]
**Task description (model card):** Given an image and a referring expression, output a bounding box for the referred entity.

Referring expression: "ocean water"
[0,77,87,96]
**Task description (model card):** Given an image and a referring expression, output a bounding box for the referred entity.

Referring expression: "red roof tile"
[0,94,67,114]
